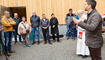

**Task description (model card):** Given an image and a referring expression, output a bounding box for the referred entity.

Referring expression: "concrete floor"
[0,25,105,60]
[1,38,104,60]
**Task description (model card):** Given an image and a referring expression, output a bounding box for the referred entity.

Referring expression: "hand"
[44,27,47,29]
[53,25,55,28]
[80,18,85,22]
[43,27,47,29]
[20,32,23,35]
[73,17,81,24]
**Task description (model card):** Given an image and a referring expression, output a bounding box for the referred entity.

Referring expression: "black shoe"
[73,38,76,40]
[82,55,89,59]
[49,42,52,45]
[37,41,40,45]
[32,42,36,45]
[9,50,15,53]
[57,40,60,42]
[44,41,47,44]
[14,42,18,45]
[53,40,56,42]
[67,38,69,40]
[78,54,82,57]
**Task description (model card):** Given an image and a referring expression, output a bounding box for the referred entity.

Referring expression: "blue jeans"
[1,30,5,45]
[66,24,71,38]
[13,30,22,43]
[4,32,12,52]
[32,27,40,42]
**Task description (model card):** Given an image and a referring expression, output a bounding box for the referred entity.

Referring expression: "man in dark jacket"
[50,13,60,42]
[40,14,52,44]
[30,12,40,45]
[73,0,103,60]
[65,8,74,40]
[13,13,22,44]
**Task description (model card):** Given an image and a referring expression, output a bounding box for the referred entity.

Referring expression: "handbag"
[22,23,30,33]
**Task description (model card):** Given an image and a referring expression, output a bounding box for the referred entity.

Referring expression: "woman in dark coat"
[50,13,60,42]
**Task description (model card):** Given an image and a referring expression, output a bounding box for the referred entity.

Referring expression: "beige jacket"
[18,21,31,35]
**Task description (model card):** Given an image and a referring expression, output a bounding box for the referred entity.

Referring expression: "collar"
[88,9,93,14]
[87,9,96,16]
[14,17,19,19]
[21,21,26,23]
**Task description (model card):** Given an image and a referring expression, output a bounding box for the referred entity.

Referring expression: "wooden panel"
[0,0,105,24]
[96,0,105,15]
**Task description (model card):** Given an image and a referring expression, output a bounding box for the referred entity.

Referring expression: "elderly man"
[40,14,52,44]
[13,13,22,44]
[1,11,16,56]
[30,12,40,45]
[73,0,103,60]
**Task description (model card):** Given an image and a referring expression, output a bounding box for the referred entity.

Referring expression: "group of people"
[65,8,90,58]
[0,10,61,56]
[66,0,104,60]
[30,13,60,45]
[0,0,104,60]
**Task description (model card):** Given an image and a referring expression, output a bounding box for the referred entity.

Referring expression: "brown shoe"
[9,50,15,53]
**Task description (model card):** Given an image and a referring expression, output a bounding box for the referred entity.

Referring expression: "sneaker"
[27,44,31,47]
[32,42,36,45]
[24,44,27,47]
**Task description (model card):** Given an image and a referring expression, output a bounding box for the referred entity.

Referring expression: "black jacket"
[40,18,49,28]
[50,17,59,34]
[13,18,21,30]
[30,15,40,27]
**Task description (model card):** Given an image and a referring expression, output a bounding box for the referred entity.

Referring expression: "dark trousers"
[71,28,77,39]
[52,33,59,41]
[4,32,12,52]
[13,30,22,43]
[21,34,30,45]
[42,28,50,43]
[89,47,102,60]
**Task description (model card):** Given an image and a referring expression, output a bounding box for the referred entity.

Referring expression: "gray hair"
[14,13,18,15]
[77,10,84,14]
[4,11,10,15]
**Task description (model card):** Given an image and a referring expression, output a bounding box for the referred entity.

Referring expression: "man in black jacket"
[40,14,52,44]
[30,12,40,45]
[13,13,22,44]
